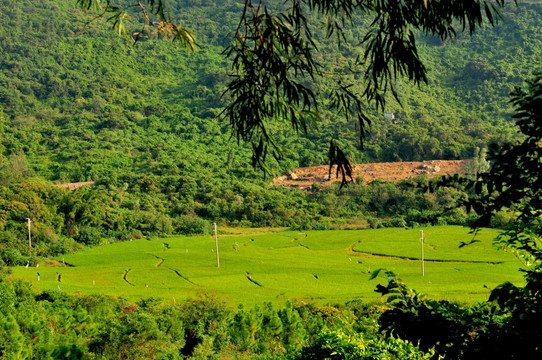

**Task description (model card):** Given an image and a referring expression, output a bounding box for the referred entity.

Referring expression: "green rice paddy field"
[11,226,525,306]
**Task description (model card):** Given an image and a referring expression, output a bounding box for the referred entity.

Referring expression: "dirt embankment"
[53,181,97,190]
[273,159,471,191]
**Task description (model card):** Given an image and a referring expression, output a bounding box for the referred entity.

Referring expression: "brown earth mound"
[273,159,471,191]
[53,181,96,190]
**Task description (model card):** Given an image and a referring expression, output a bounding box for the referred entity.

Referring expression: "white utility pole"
[214,223,220,268]
[420,230,425,277]
[26,218,32,255]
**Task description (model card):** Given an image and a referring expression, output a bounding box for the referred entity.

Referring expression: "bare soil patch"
[273,159,471,191]
[53,181,97,190]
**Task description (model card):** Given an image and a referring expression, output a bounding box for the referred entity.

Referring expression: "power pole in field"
[26,218,32,256]
[214,222,220,268]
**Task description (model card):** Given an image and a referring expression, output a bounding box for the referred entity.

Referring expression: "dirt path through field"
[273,159,471,191]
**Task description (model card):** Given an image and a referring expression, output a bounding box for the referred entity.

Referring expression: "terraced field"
[11,226,524,306]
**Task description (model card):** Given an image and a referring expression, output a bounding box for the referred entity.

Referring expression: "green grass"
[11,226,524,306]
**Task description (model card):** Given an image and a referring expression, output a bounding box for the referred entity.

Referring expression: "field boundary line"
[245,273,263,287]
[351,250,504,264]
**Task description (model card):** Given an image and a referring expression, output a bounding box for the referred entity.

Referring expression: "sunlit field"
[11,226,524,306]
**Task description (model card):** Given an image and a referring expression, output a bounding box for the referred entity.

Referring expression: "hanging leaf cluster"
[75,0,198,49]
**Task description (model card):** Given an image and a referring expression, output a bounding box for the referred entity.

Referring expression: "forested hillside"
[1,1,541,175]
[0,0,541,258]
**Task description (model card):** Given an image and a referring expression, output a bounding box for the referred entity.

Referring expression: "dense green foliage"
[0,279,434,359]
[1,0,541,173]
[66,1,523,173]
[1,1,541,359]
[1,0,541,261]
[371,72,542,360]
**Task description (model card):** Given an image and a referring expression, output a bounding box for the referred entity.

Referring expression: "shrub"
[75,226,102,245]
[173,215,211,235]
[0,248,26,266]
[381,217,406,228]
[48,237,83,256]
[366,217,382,229]
[294,330,433,359]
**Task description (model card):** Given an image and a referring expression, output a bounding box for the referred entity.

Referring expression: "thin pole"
[421,230,425,276]
[214,223,220,268]
[26,218,32,256]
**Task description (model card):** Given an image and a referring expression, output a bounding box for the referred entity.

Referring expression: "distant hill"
[0,0,540,182]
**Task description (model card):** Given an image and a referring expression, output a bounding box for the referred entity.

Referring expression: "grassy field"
[11,226,524,306]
